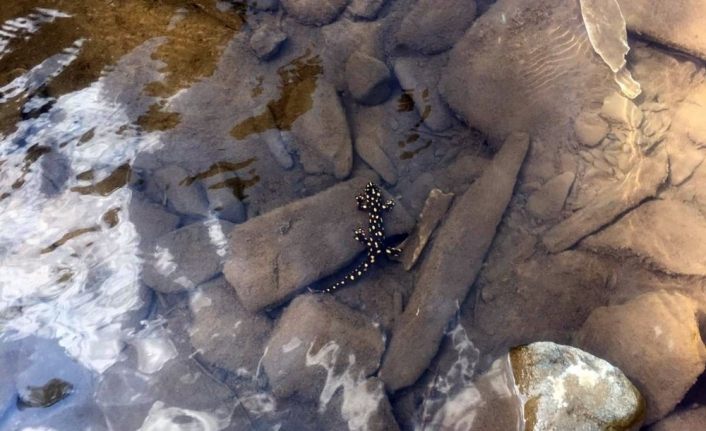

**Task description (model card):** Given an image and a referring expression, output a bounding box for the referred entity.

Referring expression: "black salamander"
[322,182,401,293]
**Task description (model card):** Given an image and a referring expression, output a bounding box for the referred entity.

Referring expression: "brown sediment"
[77,128,95,146]
[4,145,51,193]
[17,378,73,409]
[180,158,257,186]
[102,207,120,227]
[70,163,131,196]
[231,52,323,139]
[400,140,431,160]
[41,226,100,253]
[136,102,181,131]
[251,75,264,98]
[209,174,261,200]
[397,91,415,112]
[75,170,94,181]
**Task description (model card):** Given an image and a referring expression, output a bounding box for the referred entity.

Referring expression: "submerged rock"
[249,25,287,60]
[511,342,645,430]
[574,110,610,147]
[147,164,209,218]
[543,148,668,252]
[440,0,613,138]
[281,0,350,26]
[395,0,477,55]
[379,132,529,391]
[399,188,454,271]
[262,294,385,401]
[223,176,414,311]
[143,220,234,294]
[617,0,706,62]
[352,106,398,184]
[347,0,386,19]
[291,82,353,179]
[526,171,575,220]
[428,342,644,431]
[345,51,392,105]
[189,277,272,375]
[582,199,706,276]
[18,378,74,409]
[651,406,706,431]
[394,56,453,132]
[576,291,706,424]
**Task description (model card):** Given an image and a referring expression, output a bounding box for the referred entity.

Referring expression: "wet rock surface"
[576,291,706,424]
[224,176,414,311]
[379,132,529,391]
[395,0,477,55]
[651,406,706,431]
[345,51,392,105]
[281,0,350,25]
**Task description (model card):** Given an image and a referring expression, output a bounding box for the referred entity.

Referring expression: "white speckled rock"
[511,342,645,431]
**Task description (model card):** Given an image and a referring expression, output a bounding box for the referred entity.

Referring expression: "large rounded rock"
[651,406,706,431]
[345,51,391,105]
[281,0,350,26]
[396,0,477,55]
[576,291,706,424]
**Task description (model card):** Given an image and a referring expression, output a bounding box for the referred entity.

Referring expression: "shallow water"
[2,0,706,430]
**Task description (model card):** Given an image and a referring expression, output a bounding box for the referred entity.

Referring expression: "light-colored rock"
[574,110,610,147]
[394,56,453,132]
[543,148,668,252]
[600,92,643,128]
[352,106,398,184]
[223,176,414,311]
[511,342,645,430]
[582,199,706,276]
[399,188,454,271]
[575,291,706,424]
[526,171,575,220]
[395,0,477,55]
[249,25,287,60]
[427,342,644,431]
[291,82,353,179]
[650,406,706,431]
[262,294,385,401]
[280,0,350,26]
[379,132,529,391]
[149,165,209,217]
[143,220,234,294]
[347,0,386,19]
[440,0,614,139]
[345,51,391,105]
[617,0,706,62]
[188,277,272,375]
[668,88,706,185]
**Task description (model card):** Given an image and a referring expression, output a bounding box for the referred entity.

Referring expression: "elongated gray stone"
[543,148,668,253]
[378,132,529,391]
[399,188,454,271]
[223,176,414,311]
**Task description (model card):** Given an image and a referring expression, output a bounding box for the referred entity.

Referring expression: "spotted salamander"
[322,182,401,293]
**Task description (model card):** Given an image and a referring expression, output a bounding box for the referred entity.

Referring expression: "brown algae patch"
[136,102,181,132]
[41,226,100,254]
[231,52,323,139]
[70,163,131,196]
[182,158,260,200]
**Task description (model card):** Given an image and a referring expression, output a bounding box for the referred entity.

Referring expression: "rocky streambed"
[1,0,706,430]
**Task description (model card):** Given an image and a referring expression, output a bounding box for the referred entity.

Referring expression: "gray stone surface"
[617,0,706,62]
[543,148,668,252]
[347,0,386,19]
[143,220,234,294]
[148,164,209,217]
[582,199,706,277]
[352,106,398,184]
[291,81,353,179]
[394,56,453,132]
[262,294,385,401]
[396,0,477,55]
[526,171,575,220]
[574,110,610,147]
[345,51,391,105]
[576,291,706,424]
[379,132,529,391]
[281,0,350,26]
[249,25,287,60]
[223,176,414,311]
[189,277,272,375]
[650,406,706,431]
[511,342,645,431]
[128,194,180,248]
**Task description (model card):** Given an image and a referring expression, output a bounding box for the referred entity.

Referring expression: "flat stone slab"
[617,0,706,62]
[224,176,414,311]
[378,132,529,391]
